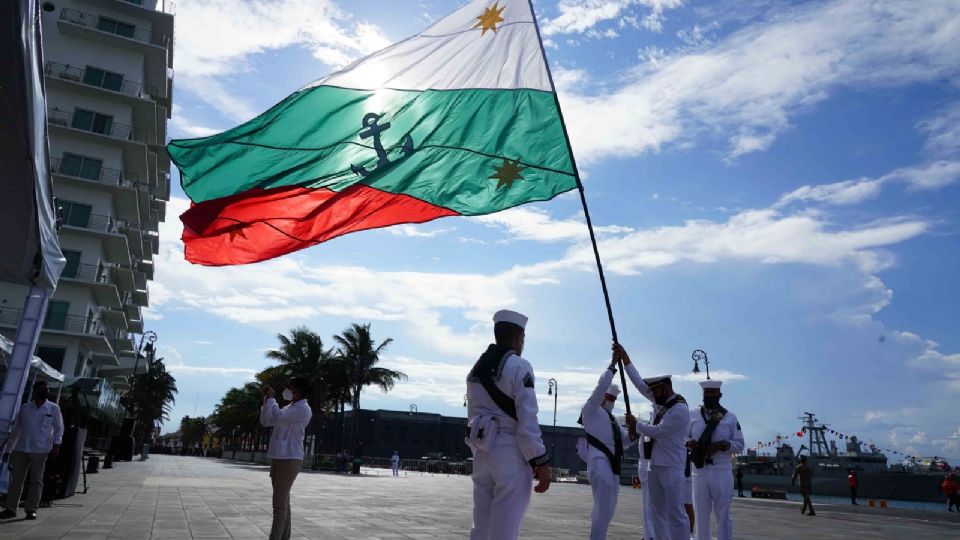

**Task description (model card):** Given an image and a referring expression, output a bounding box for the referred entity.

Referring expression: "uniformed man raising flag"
[687,380,744,540]
[614,344,691,540]
[466,310,550,540]
[579,354,638,539]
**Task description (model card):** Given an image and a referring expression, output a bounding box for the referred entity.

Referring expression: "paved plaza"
[1,455,958,539]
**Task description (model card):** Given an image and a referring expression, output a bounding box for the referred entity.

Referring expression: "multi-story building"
[0,0,174,447]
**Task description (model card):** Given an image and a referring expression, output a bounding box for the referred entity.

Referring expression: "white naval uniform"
[688,406,744,540]
[638,415,656,540]
[582,368,634,540]
[467,351,547,540]
[625,364,691,540]
[391,453,400,476]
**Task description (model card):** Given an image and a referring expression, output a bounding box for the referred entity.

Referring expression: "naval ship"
[736,413,949,503]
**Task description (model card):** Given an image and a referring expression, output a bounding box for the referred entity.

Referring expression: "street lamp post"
[463,394,468,407]
[547,378,558,458]
[692,349,710,380]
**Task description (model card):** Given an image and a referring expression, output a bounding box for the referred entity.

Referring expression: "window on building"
[36,346,66,372]
[59,200,93,228]
[62,250,81,279]
[96,16,137,39]
[71,108,114,136]
[44,300,70,331]
[60,152,103,181]
[74,355,86,376]
[82,66,124,93]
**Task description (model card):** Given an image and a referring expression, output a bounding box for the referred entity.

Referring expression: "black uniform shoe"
[0,509,16,520]
[25,511,37,520]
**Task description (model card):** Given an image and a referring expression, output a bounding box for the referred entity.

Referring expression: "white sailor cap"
[493,309,528,330]
[699,380,722,389]
[606,383,620,397]
[643,375,671,388]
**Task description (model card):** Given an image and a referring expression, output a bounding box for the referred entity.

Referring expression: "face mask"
[282,388,293,401]
[602,400,615,412]
[704,393,722,409]
[654,392,668,405]
[34,388,48,401]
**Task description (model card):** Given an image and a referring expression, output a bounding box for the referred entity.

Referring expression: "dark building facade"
[310,408,621,474]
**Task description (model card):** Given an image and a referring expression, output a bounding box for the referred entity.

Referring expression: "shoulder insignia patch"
[523,373,535,389]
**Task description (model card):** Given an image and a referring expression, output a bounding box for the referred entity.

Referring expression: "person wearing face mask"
[261,378,313,540]
[579,350,639,540]
[686,380,744,540]
[614,344,690,540]
[0,380,64,521]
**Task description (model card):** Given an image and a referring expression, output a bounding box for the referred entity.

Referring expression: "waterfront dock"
[1,454,957,539]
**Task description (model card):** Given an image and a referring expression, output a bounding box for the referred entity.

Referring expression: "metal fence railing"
[61,262,112,284]
[45,61,158,101]
[60,7,170,47]
[47,107,142,143]
[50,156,140,188]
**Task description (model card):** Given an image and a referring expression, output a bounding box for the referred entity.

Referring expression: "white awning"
[0,334,64,382]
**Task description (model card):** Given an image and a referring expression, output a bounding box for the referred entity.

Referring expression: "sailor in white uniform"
[466,310,551,540]
[580,359,638,539]
[615,344,691,540]
[687,380,744,540]
[638,415,657,540]
[391,450,400,476]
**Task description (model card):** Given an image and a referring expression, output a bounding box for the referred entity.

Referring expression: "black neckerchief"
[692,405,727,468]
[468,344,517,420]
[577,408,624,475]
[645,394,686,460]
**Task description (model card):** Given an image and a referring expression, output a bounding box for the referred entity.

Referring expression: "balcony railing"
[47,107,142,143]
[60,8,170,48]
[0,307,121,338]
[59,208,126,235]
[45,62,157,101]
[118,0,176,16]
[50,157,140,188]
[61,262,113,285]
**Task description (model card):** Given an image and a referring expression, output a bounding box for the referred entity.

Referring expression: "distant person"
[578,356,637,540]
[791,456,815,516]
[848,470,859,505]
[466,310,550,540]
[736,467,745,497]
[0,380,64,521]
[942,474,958,512]
[261,378,313,540]
[391,450,400,476]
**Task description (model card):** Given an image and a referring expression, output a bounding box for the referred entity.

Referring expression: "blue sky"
[152,0,960,463]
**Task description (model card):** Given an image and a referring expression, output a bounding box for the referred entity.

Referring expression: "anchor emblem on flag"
[350,112,415,177]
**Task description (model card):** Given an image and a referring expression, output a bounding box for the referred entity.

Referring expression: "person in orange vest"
[848,470,859,505]
[942,474,959,512]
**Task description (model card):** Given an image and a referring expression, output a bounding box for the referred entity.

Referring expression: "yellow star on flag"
[489,157,527,190]
[475,2,506,36]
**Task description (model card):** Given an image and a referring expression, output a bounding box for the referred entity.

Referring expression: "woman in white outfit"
[261,378,313,540]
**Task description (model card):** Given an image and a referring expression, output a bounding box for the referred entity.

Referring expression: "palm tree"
[125,358,178,447]
[210,382,264,450]
[333,323,406,454]
[264,326,336,411]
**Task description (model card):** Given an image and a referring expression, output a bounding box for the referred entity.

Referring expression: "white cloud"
[776,160,960,208]
[918,102,960,157]
[864,410,887,423]
[159,345,258,378]
[560,0,960,161]
[474,207,633,243]
[386,224,455,238]
[672,370,747,383]
[174,0,390,120]
[543,0,683,36]
[169,107,223,138]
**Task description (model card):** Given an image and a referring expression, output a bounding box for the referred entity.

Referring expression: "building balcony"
[47,107,152,174]
[59,7,170,49]
[50,157,142,223]
[45,61,157,102]
[60,262,122,309]
[58,208,132,265]
[0,307,114,358]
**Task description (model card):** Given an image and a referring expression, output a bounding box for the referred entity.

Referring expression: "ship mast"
[801,412,830,457]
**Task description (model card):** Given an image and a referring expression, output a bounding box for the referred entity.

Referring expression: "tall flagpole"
[526,0,631,415]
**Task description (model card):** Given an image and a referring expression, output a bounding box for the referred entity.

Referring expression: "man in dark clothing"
[736,467,745,497]
[848,470,859,505]
[791,456,815,516]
